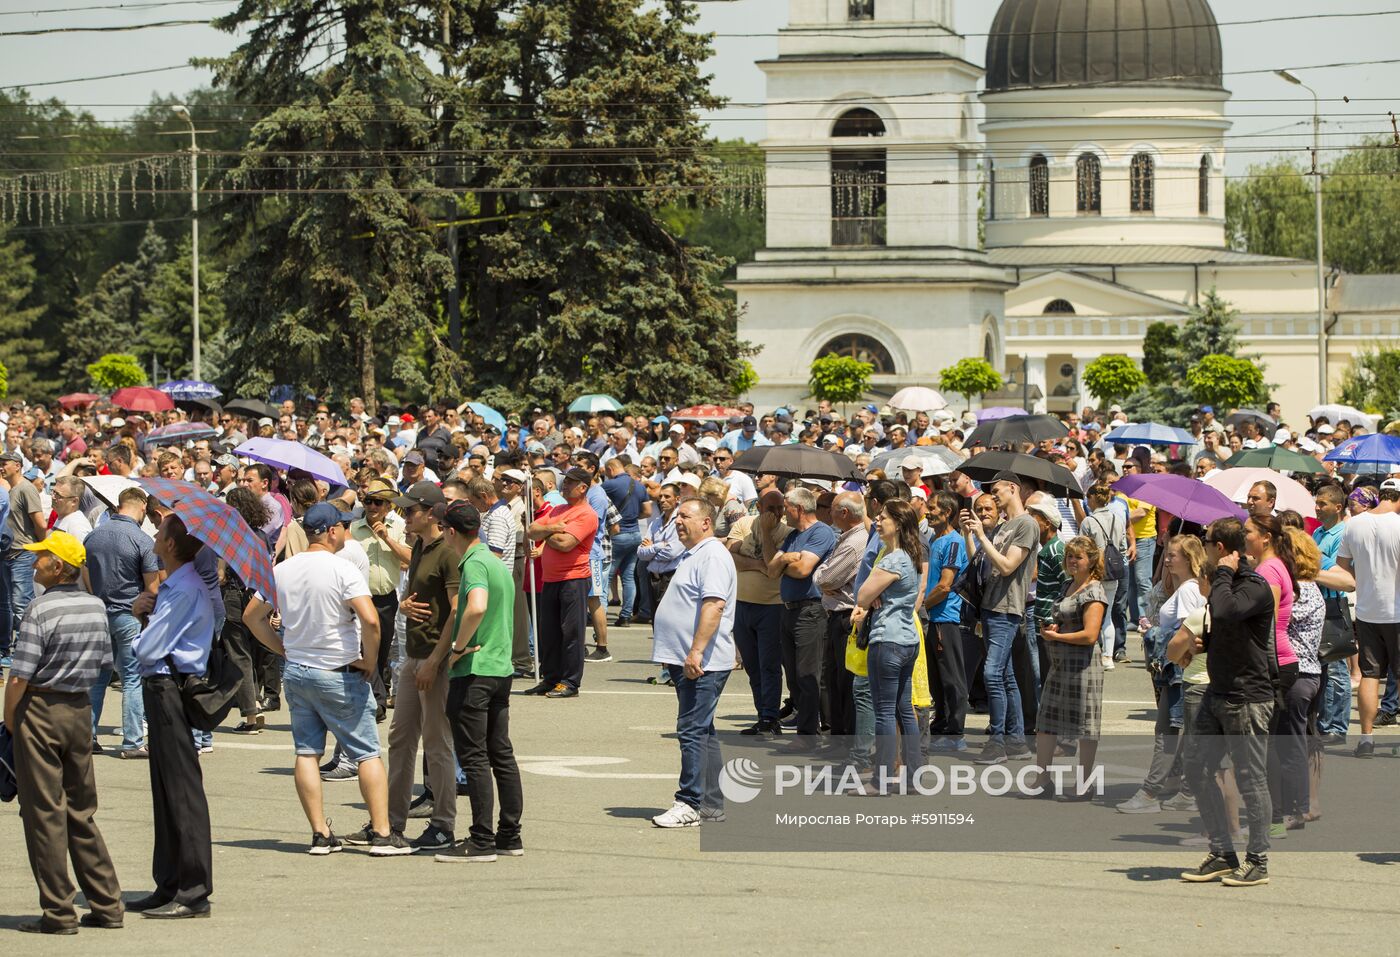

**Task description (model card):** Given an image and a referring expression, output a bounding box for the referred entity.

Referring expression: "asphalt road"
[2,628,1398,955]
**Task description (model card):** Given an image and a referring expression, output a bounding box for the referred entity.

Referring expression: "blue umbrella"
[465,402,507,433]
[1323,433,1400,473]
[158,380,222,400]
[1103,423,1198,446]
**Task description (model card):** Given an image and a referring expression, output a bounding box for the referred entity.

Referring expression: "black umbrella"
[964,414,1068,450]
[1225,409,1278,435]
[959,451,1085,500]
[223,398,279,420]
[732,444,864,483]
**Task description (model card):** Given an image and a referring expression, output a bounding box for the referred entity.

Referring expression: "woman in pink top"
[1245,514,1298,667]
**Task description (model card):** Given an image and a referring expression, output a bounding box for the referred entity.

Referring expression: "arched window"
[849,0,875,20]
[1029,154,1049,217]
[1130,153,1154,213]
[819,334,895,375]
[1076,153,1101,215]
[831,108,886,247]
[1044,299,1076,314]
[987,158,996,220]
[1199,155,1211,215]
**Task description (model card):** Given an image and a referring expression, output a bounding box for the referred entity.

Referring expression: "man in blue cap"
[719,415,772,455]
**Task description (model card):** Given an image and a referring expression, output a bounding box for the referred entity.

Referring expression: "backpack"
[1087,513,1128,582]
[166,635,241,732]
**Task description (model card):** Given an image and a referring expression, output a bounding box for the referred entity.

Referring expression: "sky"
[3,0,1400,174]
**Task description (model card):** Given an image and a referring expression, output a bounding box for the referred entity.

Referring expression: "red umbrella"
[671,405,743,423]
[112,386,175,413]
[57,392,101,410]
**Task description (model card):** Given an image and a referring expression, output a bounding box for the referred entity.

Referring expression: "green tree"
[808,354,872,410]
[0,360,9,401]
[87,353,147,392]
[1141,322,1180,383]
[730,358,759,399]
[1082,355,1147,407]
[1186,354,1265,412]
[939,357,1002,412]
[139,237,226,382]
[1338,347,1400,423]
[62,223,168,389]
[0,225,57,400]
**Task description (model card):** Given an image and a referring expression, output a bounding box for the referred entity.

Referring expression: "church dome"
[985,0,1223,93]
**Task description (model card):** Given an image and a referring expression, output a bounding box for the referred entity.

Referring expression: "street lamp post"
[172,104,200,381]
[1276,70,1327,404]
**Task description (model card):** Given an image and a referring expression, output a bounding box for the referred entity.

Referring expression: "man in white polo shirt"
[650,498,738,829]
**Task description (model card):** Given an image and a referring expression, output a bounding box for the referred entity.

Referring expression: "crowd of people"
[0,391,1396,929]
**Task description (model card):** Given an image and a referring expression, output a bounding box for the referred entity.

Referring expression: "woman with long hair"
[852,499,928,793]
[1245,513,1299,667]
[1034,536,1108,798]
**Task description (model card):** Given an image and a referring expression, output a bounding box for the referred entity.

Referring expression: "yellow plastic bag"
[912,613,932,709]
[845,626,868,677]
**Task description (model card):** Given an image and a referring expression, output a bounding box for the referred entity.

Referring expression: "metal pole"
[190,123,201,382]
[1311,90,1327,404]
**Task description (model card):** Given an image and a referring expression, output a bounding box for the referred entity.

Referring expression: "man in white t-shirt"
[1337,481,1400,756]
[244,502,411,857]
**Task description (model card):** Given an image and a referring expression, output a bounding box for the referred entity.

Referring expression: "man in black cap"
[526,468,599,698]
[720,415,772,455]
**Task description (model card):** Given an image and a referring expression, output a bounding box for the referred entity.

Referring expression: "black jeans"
[539,578,589,691]
[929,621,969,737]
[822,609,854,736]
[780,600,826,736]
[221,619,260,717]
[142,677,213,907]
[447,674,522,851]
[368,591,399,707]
[1268,668,1321,818]
[1183,690,1274,860]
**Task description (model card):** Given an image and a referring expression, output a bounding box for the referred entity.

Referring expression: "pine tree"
[0,226,57,400]
[62,223,167,388]
[139,237,225,381]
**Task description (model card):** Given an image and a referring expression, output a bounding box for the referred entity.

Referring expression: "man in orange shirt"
[525,468,599,699]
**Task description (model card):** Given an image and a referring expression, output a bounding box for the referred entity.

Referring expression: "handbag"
[165,636,241,733]
[1319,595,1357,664]
[845,626,869,676]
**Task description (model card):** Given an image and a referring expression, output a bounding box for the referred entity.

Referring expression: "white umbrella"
[868,445,960,478]
[81,474,139,509]
[889,386,948,413]
[1307,404,1378,431]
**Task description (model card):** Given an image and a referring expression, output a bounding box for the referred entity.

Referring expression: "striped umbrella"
[136,477,277,607]
[158,380,222,400]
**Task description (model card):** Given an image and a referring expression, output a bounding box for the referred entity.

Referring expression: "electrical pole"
[173,104,201,381]
[1276,71,1327,404]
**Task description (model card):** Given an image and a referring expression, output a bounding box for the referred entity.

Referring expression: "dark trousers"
[734,601,783,722]
[221,619,260,718]
[366,591,398,707]
[13,690,123,930]
[965,622,987,711]
[446,674,522,851]
[780,600,826,736]
[822,609,854,736]
[1268,670,1321,818]
[1012,618,1039,735]
[0,553,11,657]
[539,578,589,691]
[929,621,970,737]
[254,636,282,703]
[1184,691,1274,861]
[142,677,213,907]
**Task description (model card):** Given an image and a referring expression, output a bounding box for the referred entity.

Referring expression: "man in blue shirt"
[762,487,837,744]
[923,491,970,752]
[1312,484,1351,743]
[718,415,773,454]
[126,513,215,920]
[601,457,649,627]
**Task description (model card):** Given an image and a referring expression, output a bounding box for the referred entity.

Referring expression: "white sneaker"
[652,801,701,828]
[1115,788,1162,814]
[1101,655,1116,671]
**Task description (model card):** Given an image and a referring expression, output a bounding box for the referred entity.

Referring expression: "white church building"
[732,0,1379,421]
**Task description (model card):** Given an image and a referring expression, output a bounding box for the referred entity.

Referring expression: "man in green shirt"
[434,501,523,864]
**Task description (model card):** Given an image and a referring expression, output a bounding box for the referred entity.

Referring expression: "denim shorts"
[588,558,611,600]
[283,662,381,763]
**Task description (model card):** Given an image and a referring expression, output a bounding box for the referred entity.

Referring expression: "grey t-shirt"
[982,513,1040,615]
[7,479,43,552]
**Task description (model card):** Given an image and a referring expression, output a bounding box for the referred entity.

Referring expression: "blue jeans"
[284,662,382,761]
[1128,537,1156,626]
[1318,658,1351,737]
[868,641,921,787]
[7,550,36,652]
[981,612,1024,742]
[610,530,642,619]
[733,601,782,722]
[1097,580,1118,658]
[90,611,146,750]
[851,674,874,768]
[1383,665,1399,716]
[1111,574,1129,656]
[666,665,729,811]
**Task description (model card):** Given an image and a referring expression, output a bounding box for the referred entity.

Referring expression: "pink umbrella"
[1203,467,1316,518]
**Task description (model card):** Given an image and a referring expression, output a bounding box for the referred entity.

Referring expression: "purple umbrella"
[977,406,1025,422]
[233,437,348,487]
[1113,474,1245,525]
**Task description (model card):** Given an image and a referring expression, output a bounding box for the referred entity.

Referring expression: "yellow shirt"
[1126,497,1156,543]
[350,512,407,595]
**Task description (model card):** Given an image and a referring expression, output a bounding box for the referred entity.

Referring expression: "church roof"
[985,0,1224,93]
[1329,274,1400,313]
[988,245,1304,268]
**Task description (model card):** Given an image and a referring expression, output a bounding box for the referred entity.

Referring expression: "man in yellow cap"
[3,531,124,935]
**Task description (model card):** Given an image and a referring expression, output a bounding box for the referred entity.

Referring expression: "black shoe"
[125,894,171,913]
[1320,733,1346,746]
[739,722,763,736]
[521,681,553,696]
[142,901,210,920]
[259,696,281,713]
[309,828,343,856]
[511,669,535,680]
[91,739,105,754]
[368,830,415,857]
[545,683,578,699]
[496,838,524,857]
[1180,852,1237,882]
[434,843,498,863]
[342,821,375,846]
[777,699,795,720]
[1221,857,1269,887]
[612,616,632,628]
[375,705,387,723]
[1377,710,1397,727]
[1355,740,1376,759]
[1113,650,1129,663]
[18,919,78,935]
[79,912,124,929]
[584,646,613,663]
[975,742,1007,765]
[410,823,455,851]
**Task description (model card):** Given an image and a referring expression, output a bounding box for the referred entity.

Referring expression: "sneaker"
[1180,852,1236,883]
[651,801,702,828]
[341,822,375,846]
[198,744,214,755]
[434,843,497,863]
[119,746,149,760]
[1101,655,1116,671]
[1116,789,1163,814]
[1113,650,1130,663]
[319,754,341,774]
[309,827,343,856]
[409,824,455,851]
[407,790,435,819]
[699,806,727,824]
[1355,740,1376,759]
[1268,821,1288,839]
[585,646,613,663]
[320,760,359,782]
[647,673,675,687]
[1319,733,1347,746]
[1377,710,1397,727]
[231,720,263,735]
[929,736,968,753]
[0,656,12,670]
[1161,792,1198,812]
[495,838,525,857]
[1004,740,1033,761]
[544,683,578,698]
[974,741,1007,765]
[367,830,415,857]
[1221,857,1269,887]
[612,616,632,628]
[739,722,764,736]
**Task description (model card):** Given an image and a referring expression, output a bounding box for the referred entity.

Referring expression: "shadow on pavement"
[1358,853,1400,865]
[605,807,663,820]
[214,837,313,855]
[1107,866,1186,882]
